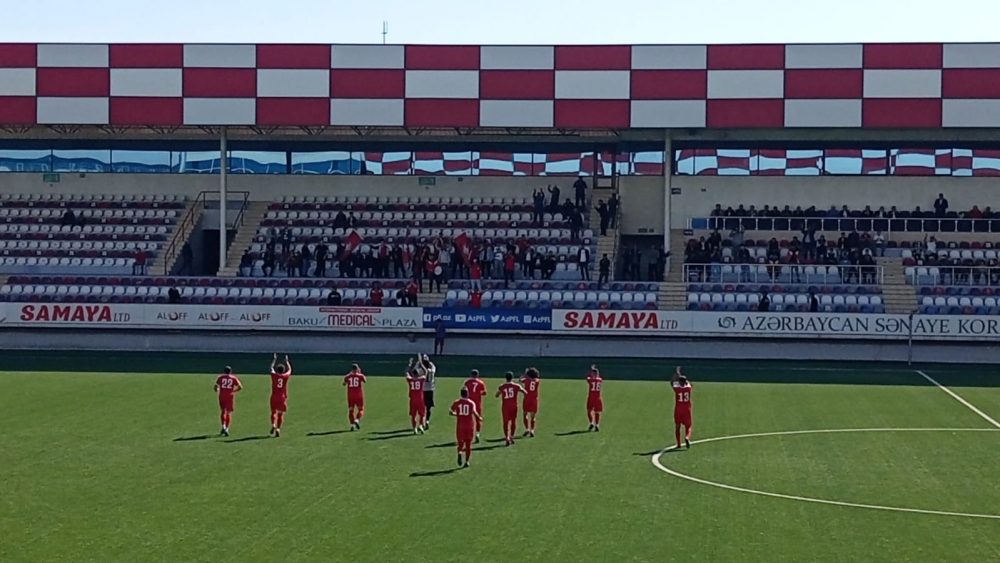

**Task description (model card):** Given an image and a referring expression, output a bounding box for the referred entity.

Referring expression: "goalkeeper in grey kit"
[416,354,436,428]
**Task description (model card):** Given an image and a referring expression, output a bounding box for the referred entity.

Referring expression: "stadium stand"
[0,193,184,275]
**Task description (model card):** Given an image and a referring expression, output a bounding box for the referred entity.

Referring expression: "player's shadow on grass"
[409,467,462,478]
[426,441,457,449]
[306,430,352,437]
[369,428,413,436]
[224,435,270,443]
[474,444,506,452]
[485,437,509,443]
[554,429,591,437]
[368,432,415,442]
[632,448,684,456]
[172,435,212,442]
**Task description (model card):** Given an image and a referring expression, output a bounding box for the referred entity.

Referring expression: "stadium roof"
[0,43,998,139]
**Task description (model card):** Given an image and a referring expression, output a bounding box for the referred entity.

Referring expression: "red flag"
[339,229,363,260]
[454,231,473,265]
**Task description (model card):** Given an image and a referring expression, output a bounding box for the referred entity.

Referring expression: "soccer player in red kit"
[586,365,603,431]
[269,354,291,437]
[520,367,540,437]
[214,366,243,436]
[496,371,526,445]
[671,366,693,449]
[450,388,482,468]
[406,364,428,434]
[463,369,487,443]
[343,363,367,431]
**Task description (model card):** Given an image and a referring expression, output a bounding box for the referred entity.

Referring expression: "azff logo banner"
[423,307,551,331]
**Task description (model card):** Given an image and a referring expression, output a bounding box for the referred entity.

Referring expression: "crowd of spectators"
[685,225,880,285]
[621,245,668,282]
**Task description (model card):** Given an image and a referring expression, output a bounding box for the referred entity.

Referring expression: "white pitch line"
[651,428,1000,520]
[916,370,1000,430]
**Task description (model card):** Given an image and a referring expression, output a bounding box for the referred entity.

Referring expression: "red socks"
[675,426,682,447]
[594,412,601,425]
[276,412,284,429]
[221,412,231,427]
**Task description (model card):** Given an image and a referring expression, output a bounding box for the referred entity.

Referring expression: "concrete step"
[658,282,688,311]
[220,201,271,275]
[150,199,203,276]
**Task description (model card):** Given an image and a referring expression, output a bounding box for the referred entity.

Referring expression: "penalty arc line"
[916,370,1000,430]
[651,427,1000,520]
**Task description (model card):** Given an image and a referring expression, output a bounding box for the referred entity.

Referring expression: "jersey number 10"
[457,404,470,416]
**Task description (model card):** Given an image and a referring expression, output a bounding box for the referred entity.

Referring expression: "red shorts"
[587,398,603,412]
[523,397,538,414]
[409,401,426,417]
[219,396,235,412]
[456,427,474,444]
[348,395,364,409]
[674,409,692,427]
[270,395,287,412]
[502,405,518,421]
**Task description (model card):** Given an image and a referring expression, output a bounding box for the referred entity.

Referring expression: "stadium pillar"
[219,127,228,274]
[663,136,672,254]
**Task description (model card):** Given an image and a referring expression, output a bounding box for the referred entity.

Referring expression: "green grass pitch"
[3,354,1000,563]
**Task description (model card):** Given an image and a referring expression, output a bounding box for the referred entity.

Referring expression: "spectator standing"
[133,248,147,275]
[470,289,482,308]
[934,193,949,218]
[596,200,610,236]
[573,177,588,208]
[406,277,419,306]
[547,185,561,213]
[570,209,583,242]
[279,225,292,254]
[874,231,886,257]
[434,320,446,355]
[532,188,546,223]
[924,235,938,260]
[521,246,534,278]
[532,252,542,279]
[61,209,76,228]
[438,248,451,285]
[168,286,181,304]
[239,250,253,277]
[392,245,404,278]
[327,288,342,306]
[809,292,819,312]
[608,194,619,229]
[493,243,505,280]
[598,253,611,288]
[370,283,384,307]
[179,242,194,276]
[802,227,816,260]
[578,246,591,281]
[646,245,660,281]
[503,250,517,288]
[542,252,557,280]
[300,243,312,277]
[758,291,770,312]
[427,255,443,293]
[314,241,329,277]
[470,259,483,291]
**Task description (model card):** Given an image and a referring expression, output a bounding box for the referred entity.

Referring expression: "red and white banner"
[0,303,421,331]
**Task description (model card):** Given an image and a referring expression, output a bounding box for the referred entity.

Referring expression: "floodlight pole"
[219,126,228,274]
[663,135,672,260]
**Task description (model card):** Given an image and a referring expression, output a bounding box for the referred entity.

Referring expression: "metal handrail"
[908,265,1000,286]
[683,263,884,285]
[689,215,1000,234]
[162,191,206,275]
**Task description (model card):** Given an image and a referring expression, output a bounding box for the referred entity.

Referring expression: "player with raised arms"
[450,387,482,468]
[406,358,428,434]
[214,366,243,437]
[269,354,291,437]
[463,369,488,443]
[343,363,367,431]
[586,365,603,431]
[520,367,540,437]
[496,371,526,445]
[671,366,693,449]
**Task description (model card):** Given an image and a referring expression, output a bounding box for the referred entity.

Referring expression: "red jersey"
[216,374,241,398]
[407,374,426,401]
[270,369,290,397]
[673,382,693,412]
[586,374,603,400]
[463,378,487,406]
[520,376,540,400]
[344,372,366,396]
[451,397,478,430]
[498,382,524,409]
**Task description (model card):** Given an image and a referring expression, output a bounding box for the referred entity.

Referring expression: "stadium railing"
[683,263,884,285]
[689,216,1000,234]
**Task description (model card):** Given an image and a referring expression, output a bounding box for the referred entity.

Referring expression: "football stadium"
[4,37,1000,563]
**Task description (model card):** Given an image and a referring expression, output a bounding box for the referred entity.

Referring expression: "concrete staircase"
[666,229,689,283]
[589,187,619,280]
[219,201,271,276]
[878,256,918,314]
[149,198,203,275]
[659,282,688,311]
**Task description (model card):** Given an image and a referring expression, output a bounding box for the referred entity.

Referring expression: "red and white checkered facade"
[2,43,1000,128]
